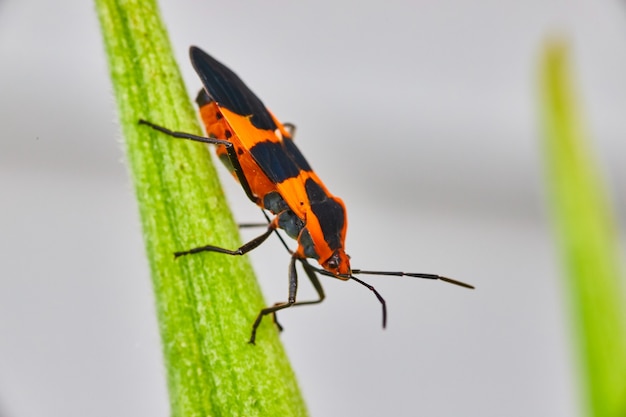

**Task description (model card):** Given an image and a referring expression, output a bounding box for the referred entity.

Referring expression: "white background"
[2,1,626,416]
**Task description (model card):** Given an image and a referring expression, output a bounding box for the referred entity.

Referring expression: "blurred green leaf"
[540,40,626,417]
[94,0,308,416]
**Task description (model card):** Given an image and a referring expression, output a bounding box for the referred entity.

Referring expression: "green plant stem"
[94,1,308,416]
[540,41,626,417]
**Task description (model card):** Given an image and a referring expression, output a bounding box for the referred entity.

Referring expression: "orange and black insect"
[140,46,473,344]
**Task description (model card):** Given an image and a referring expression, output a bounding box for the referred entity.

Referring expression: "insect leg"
[139,119,231,146]
[238,222,269,228]
[283,122,297,138]
[174,224,276,258]
[238,209,296,260]
[292,259,326,307]
[271,258,326,332]
[249,256,300,344]
[139,119,260,204]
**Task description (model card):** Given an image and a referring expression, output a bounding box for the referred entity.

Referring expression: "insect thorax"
[263,191,319,260]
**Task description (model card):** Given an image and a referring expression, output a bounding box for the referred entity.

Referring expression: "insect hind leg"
[139,119,231,146]
[138,119,260,205]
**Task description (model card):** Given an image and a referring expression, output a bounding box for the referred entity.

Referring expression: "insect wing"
[190,46,276,132]
[190,47,316,217]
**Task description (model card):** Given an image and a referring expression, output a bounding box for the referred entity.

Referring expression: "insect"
[140,46,474,344]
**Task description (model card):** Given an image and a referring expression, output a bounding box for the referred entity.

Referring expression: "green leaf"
[94,0,308,416]
[540,40,626,417]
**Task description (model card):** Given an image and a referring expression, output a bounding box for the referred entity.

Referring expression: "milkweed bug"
[140,46,474,344]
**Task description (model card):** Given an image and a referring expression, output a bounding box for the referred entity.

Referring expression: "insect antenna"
[351,269,475,290]
[349,275,388,328]
[308,265,388,328]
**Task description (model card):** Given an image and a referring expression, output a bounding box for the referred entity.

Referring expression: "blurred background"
[1,1,626,416]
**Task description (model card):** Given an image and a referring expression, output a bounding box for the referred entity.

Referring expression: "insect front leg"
[289,259,326,308]
[271,258,326,331]
[249,256,301,344]
[250,257,327,343]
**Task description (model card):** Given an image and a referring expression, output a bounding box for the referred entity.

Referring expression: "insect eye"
[327,253,340,269]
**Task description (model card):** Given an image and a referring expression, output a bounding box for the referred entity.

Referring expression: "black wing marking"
[189,46,277,131]
[305,178,345,250]
[249,141,302,183]
[283,136,312,172]
[190,46,314,184]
